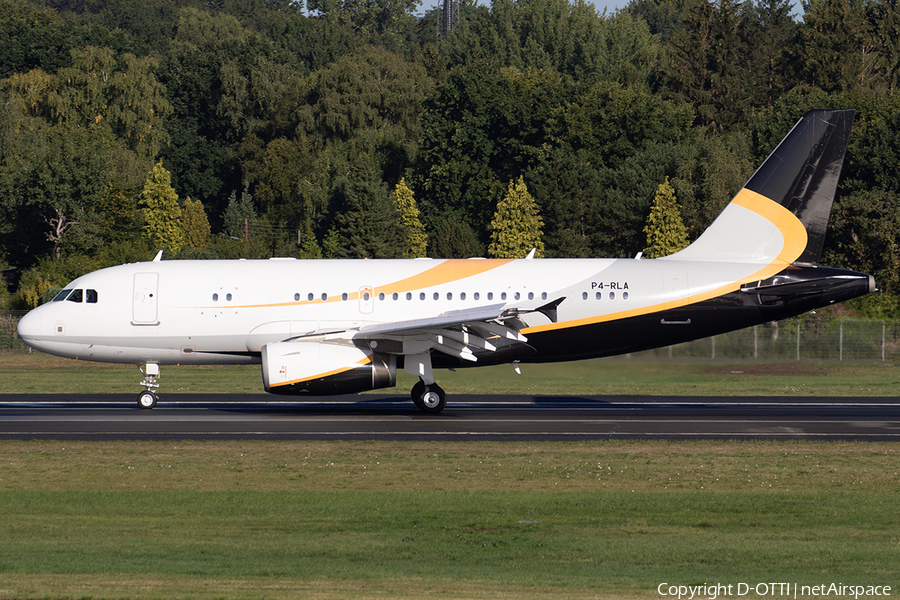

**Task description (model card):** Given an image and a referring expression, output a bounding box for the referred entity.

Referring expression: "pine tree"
[643,177,689,258]
[392,178,427,258]
[223,183,260,245]
[182,197,211,250]
[140,161,185,254]
[488,177,545,259]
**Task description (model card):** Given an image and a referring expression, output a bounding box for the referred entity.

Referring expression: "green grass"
[0,440,898,599]
[3,352,900,396]
[3,355,900,599]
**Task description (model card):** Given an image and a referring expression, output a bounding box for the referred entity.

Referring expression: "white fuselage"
[16,253,786,366]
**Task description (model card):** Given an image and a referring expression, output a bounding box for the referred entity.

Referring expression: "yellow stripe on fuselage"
[524,189,808,335]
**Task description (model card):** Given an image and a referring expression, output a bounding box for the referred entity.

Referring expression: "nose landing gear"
[137,363,160,409]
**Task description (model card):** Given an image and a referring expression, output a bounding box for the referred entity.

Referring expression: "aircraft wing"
[356,303,509,337]
[352,298,564,364]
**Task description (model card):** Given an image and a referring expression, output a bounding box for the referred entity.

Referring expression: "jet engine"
[262,341,396,395]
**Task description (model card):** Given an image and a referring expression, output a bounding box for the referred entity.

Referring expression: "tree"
[327,177,405,259]
[428,216,485,258]
[488,176,545,259]
[392,178,427,258]
[5,46,172,158]
[742,0,800,108]
[643,177,689,258]
[182,196,211,250]
[824,189,900,316]
[665,0,750,129]
[140,161,184,253]
[223,183,261,247]
[301,45,433,144]
[799,0,884,93]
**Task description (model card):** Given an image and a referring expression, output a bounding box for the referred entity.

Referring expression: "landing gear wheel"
[137,390,158,410]
[411,381,445,414]
[411,380,426,407]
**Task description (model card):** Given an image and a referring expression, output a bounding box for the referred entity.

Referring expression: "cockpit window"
[86,289,98,303]
[67,289,83,303]
[52,289,73,302]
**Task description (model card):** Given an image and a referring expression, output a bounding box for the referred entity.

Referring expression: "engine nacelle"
[261,341,396,395]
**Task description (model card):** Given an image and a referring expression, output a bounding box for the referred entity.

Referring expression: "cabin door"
[133,273,159,325]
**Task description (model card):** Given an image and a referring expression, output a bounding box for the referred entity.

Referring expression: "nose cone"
[16,308,44,349]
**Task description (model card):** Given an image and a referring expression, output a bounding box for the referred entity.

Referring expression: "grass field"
[3,352,900,396]
[1,440,899,599]
[1,354,899,599]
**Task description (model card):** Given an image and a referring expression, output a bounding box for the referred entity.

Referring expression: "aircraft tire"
[414,383,446,414]
[410,380,426,408]
[137,391,158,410]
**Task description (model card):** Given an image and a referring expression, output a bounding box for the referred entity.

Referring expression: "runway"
[1,393,899,441]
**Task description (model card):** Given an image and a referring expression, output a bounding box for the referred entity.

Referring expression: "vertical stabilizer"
[665,109,855,266]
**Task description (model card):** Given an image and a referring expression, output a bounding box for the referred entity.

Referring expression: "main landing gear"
[137,363,160,409]
[411,380,446,414]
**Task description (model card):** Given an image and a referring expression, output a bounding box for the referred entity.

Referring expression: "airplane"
[16,109,876,413]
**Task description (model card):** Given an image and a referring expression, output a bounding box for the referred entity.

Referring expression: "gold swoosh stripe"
[524,189,807,334]
[199,258,514,310]
[270,355,373,387]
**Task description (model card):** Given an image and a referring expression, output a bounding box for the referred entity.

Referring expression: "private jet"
[17,109,875,413]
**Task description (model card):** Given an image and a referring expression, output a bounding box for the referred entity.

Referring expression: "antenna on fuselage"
[153,250,163,262]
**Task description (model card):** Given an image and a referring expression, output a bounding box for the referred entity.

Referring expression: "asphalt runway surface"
[1,393,899,441]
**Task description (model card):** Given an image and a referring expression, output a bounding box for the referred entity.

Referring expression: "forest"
[0,0,899,315]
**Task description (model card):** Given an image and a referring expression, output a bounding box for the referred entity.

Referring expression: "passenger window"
[378,292,385,301]
[363,292,370,301]
[213,293,219,301]
[226,293,233,301]
[623,292,629,300]
[342,293,348,301]
[596,292,602,300]
[433,292,439,301]
[528,292,534,301]
[406,292,412,301]
[474,292,480,301]
[501,292,507,301]
[294,293,300,301]
[67,289,83,303]
[541,292,547,300]
[582,292,588,300]
[487,292,493,301]
[53,289,72,302]
[392,292,399,301]
[460,292,466,301]
[420,292,426,300]
[86,289,98,303]
[308,293,314,302]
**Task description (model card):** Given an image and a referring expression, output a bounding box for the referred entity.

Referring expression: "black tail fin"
[744,109,855,265]
[667,109,855,266]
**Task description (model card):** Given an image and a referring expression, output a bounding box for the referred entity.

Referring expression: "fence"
[1,311,28,353]
[2,311,900,362]
[633,317,900,361]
